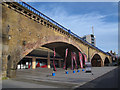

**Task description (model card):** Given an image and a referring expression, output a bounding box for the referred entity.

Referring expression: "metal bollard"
[73,70,75,73]
[77,70,80,72]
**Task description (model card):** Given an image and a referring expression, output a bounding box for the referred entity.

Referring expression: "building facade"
[82,34,96,46]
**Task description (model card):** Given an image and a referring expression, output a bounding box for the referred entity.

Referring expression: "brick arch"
[104,57,110,66]
[7,36,85,78]
[6,24,86,78]
[18,39,84,65]
[91,53,103,67]
[90,51,99,62]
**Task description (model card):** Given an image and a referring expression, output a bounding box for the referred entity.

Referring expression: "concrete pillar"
[32,57,36,69]
[59,60,61,68]
[47,52,50,68]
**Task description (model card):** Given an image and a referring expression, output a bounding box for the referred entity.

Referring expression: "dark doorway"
[104,57,110,66]
[91,54,102,67]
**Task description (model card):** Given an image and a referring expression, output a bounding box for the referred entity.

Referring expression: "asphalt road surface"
[75,66,120,89]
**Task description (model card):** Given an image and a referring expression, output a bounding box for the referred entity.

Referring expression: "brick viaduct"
[1,2,112,78]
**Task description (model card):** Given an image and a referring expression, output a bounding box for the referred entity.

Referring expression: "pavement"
[2,66,118,89]
[0,79,2,90]
[2,79,57,88]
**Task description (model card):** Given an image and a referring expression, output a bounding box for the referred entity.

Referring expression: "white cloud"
[38,4,118,53]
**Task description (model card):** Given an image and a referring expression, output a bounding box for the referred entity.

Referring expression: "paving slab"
[8,66,117,88]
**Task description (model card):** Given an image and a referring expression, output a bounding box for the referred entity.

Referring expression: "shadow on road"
[74,66,120,89]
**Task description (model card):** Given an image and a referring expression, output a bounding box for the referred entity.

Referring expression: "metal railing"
[12,0,108,55]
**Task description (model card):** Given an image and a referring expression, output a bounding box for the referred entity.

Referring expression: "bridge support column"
[32,57,36,69]
[47,52,50,69]
[6,56,17,78]
[101,60,104,67]
[2,55,8,77]
[59,60,61,68]
[88,47,90,62]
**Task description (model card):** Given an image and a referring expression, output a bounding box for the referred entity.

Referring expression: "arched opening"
[91,54,102,67]
[16,42,82,71]
[42,42,82,69]
[104,57,110,66]
[14,41,85,80]
[17,47,63,70]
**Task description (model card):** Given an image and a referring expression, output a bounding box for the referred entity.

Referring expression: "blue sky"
[26,2,118,53]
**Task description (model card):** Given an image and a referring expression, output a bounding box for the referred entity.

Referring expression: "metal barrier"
[12,0,108,55]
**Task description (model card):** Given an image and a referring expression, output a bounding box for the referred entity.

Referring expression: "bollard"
[52,72,55,76]
[65,71,69,74]
[82,69,84,71]
[77,70,80,72]
[73,70,75,73]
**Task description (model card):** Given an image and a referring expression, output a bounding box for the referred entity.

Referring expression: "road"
[75,66,120,89]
